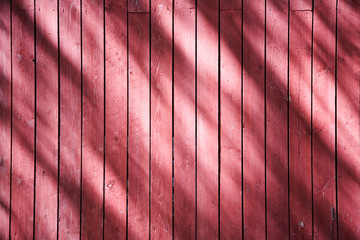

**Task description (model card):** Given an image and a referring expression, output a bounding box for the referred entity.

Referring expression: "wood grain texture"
[150,0,173,239]
[35,0,58,238]
[104,0,127,239]
[11,0,35,239]
[265,0,288,239]
[197,0,219,238]
[337,0,360,239]
[243,0,266,238]
[128,13,150,240]
[220,0,241,10]
[219,9,242,240]
[0,0,11,238]
[289,9,312,240]
[58,0,82,238]
[173,0,196,239]
[291,0,312,11]
[81,0,104,238]
[312,0,337,239]
[128,0,149,13]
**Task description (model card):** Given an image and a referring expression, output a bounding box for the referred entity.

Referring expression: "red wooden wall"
[0,0,359,239]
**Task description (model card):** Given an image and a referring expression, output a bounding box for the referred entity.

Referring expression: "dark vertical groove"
[171,0,175,238]
[126,4,129,240]
[287,0,291,238]
[194,0,198,238]
[33,0,37,238]
[148,14,152,240]
[311,0,314,238]
[241,0,244,239]
[264,0,267,238]
[217,2,221,240]
[79,0,83,237]
[334,0,339,238]
[56,0,60,238]
[102,0,106,238]
[9,0,13,238]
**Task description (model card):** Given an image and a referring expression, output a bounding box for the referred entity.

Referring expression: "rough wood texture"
[243,0,266,238]
[291,0,312,11]
[58,0,82,238]
[0,0,11,238]
[174,0,196,239]
[265,0,289,239]
[220,0,242,10]
[128,0,149,13]
[220,9,242,240]
[337,0,360,239]
[150,0,173,239]
[81,0,104,238]
[313,0,337,239]
[197,0,219,238]
[104,0,127,239]
[35,0,58,238]
[128,13,150,240]
[289,10,313,240]
[11,0,35,238]
[2,0,360,238]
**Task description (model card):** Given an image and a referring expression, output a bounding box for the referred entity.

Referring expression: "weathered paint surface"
[58,0,82,239]
[313,0,337,239]
[0,0,358,239]
[289,9,313,240]
[11,0,35,239]
[266,0,289,239]
[150,0,173,239]
[243,0,266,238]
[0,0,11,239]
[174,0,196,239]
[104,0,127,239]
[128,13,150,240]
[35,0,59,238]
[197,0,219,238]
[337,0,360,239]
[81,0,104,238]
[220,8,242,240]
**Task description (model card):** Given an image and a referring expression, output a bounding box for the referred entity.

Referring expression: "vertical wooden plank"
[11,0,35,239]
[242,0,266,238]
[220,0,241,10]
[289,9,312,240]
[197,0,219,238]
[312,0,337,239]
[35,0,58,238]
[0,0,11,238]
[337,0,360,239]
[219,8,242,240]
[291,0,311,11]
[128,0,149,13]
[150,0,172,239]
[58,0,82,238]
[128,13,150,240]
[81,0,104,238]
[173,0,196,239]
[10,1,36,238]
[104,0,127,239]
[265,0,288,239]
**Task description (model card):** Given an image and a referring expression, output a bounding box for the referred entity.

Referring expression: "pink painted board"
[289,9,313,240]
[58,0,82,238]
[219,9,242,240]
[81,0,104,238]
[128,13,150,240]
[337,0,360,239]
[174,0,196,239]
[104,0,127,239]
